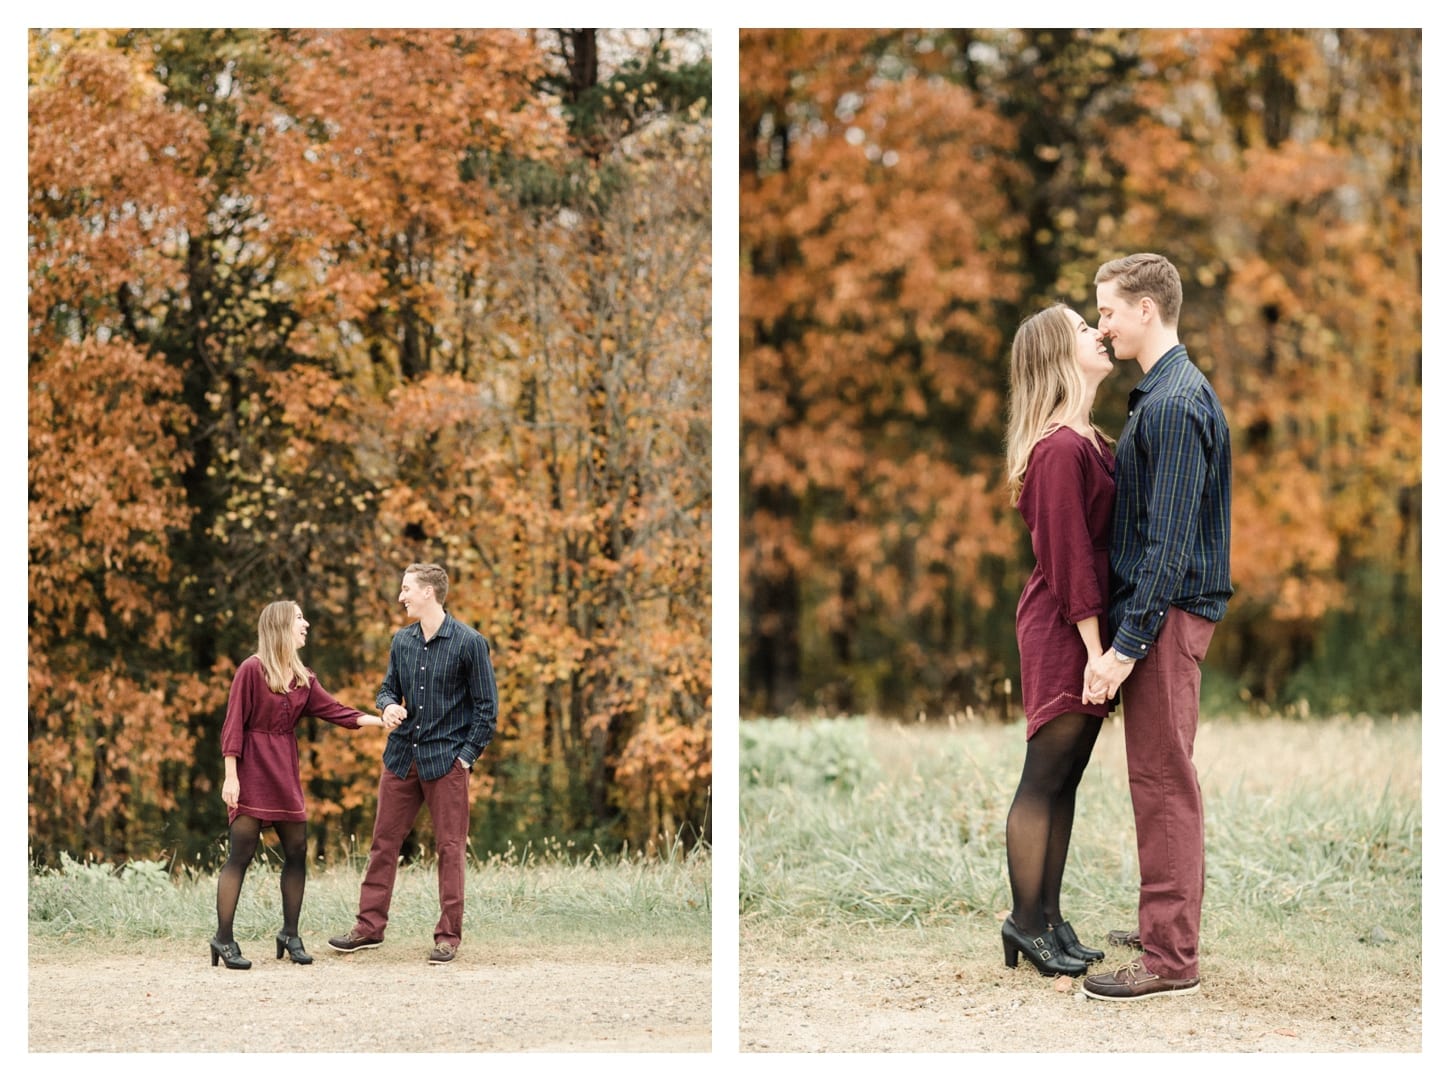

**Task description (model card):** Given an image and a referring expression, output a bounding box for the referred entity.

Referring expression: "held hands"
[1082,651,1135,705]
[380,703,407,731]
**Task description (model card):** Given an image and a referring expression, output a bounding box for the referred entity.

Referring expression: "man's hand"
[1083,651,1135,704]
[381,703,407,730]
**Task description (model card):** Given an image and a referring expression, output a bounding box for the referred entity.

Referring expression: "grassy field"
[29,838,712,959]
[741,713,1420,936]
[739,712,1421,1051]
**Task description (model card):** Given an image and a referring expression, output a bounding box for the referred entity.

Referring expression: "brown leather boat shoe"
[428,941,458,964]
[1082,959,1200,1001]
[327,929,384,952]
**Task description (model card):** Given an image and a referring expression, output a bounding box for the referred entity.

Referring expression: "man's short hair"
[1095,253,1183,328]
[405,562,449,605]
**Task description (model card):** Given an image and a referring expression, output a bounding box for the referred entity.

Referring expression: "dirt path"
[739,941,1421,1053]
[29,940,710,1053]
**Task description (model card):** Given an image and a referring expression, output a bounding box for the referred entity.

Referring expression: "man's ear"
[1139,295,1157,324]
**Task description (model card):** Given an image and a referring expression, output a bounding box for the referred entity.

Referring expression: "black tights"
[1004,712,1101,936]
[215,815,309,942]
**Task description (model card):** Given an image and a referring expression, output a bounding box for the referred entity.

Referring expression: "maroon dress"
[1014,427,1116,738]
[220,654,364,824]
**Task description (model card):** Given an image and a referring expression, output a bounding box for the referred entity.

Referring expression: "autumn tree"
[739,29,1420,719]
[394,28,716,850]
[741,30,1034,718]
[28,27,712,865]
[1121,30,1422,706]
[29,33,213,857]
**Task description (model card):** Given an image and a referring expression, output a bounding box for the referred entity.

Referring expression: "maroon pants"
[1121,606,1215,980]
[353,761,472,946]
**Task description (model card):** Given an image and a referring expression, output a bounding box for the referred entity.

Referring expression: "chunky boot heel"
[209,937,251,970]
[276,932,313,964]
[1001,917,1087,977]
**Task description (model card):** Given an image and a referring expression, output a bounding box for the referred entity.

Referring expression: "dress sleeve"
[220,659,256,759]
[302,672,364,729]
[1019,434,1103,625]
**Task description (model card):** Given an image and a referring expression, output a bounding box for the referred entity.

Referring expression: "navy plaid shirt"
[1108,345,1233,658]
[377,612,498,781]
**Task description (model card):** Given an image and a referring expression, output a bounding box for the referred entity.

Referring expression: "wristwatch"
[1112,649,1135,663]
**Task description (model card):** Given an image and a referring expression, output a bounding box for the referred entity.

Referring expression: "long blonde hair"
[1004,305,1100,506]
[256,600,311,694]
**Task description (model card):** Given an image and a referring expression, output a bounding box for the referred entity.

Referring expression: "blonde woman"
[210,600,394,970]
[999,304,1115,979]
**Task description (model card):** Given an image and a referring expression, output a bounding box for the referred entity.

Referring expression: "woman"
[999,304,1116,978]
[210,600,393,969]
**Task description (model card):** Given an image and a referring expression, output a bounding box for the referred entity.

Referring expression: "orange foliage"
[742,29,1419,713]
[29,28,711,863]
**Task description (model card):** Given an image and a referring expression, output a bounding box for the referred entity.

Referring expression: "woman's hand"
[222,777,240,809]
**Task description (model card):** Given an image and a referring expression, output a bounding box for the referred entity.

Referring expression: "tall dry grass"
[740,714,1421,966]
[29,837,711,959]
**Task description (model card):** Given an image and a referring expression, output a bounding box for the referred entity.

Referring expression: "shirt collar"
[1129,343,1189,400]
[406,612,454,639]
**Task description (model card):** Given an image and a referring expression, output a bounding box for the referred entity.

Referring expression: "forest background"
[28,28,713,868]
[739,28,1421,722]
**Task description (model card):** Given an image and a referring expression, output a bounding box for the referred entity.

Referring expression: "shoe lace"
[1114,959,1145,980]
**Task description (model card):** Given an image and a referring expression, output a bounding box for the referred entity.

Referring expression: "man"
[329,562,498,964]
[1082,253,1232,1001]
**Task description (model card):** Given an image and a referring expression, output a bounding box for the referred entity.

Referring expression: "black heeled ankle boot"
[1051,920,1105,963]
[276,932,313,964]
[1001,917,1087,977]
[209,936,252,970]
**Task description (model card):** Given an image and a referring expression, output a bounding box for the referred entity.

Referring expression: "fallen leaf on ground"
[1053,976,1074,994]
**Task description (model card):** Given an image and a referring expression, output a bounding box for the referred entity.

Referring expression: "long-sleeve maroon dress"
[220,654,364,824]
[1014,427,1117,739]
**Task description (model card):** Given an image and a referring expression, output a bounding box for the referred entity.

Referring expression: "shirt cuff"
[1109,631,1151,660]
